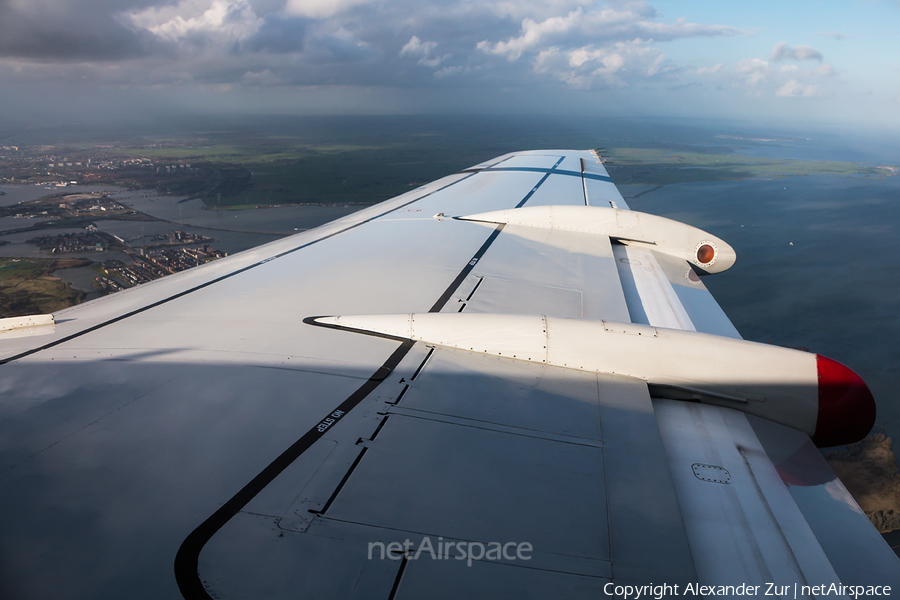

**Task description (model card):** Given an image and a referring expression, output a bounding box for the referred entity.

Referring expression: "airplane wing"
[0,150,896,599]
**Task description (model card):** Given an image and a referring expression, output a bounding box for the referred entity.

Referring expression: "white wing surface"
[0,150,895,600]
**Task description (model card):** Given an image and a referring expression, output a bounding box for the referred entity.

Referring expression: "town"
[24,228,227,294]
[95,245,227,290]
[0,191,140,223]
[0,142,237,200]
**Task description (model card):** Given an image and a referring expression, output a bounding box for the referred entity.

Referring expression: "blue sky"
[0,0,897,131]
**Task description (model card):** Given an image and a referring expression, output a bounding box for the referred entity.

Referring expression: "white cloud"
[401,36,435,58]
[477,4,740,61]
[476,0,596,21]
[400,36,449,68]
[471,2,737,91]
[771,41,823,62]
[434,65,465,79]
[128,0,262,42]
[283,0,375,19]
[734,40,836,99]
[534,38,669,89]
[478,8,585,61]
[736,58,770,86]
[776,79,820,97]
[814,63,835,77]
[696,63,722,74]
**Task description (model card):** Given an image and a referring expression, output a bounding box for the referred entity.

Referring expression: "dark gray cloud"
[0,0,779,121]
[0,0,745,97]
[0,0,742,85]
[0,0,163,60]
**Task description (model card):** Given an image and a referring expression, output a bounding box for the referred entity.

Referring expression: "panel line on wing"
[384,406,604,448]
[428,227,504,312]
[369,414,391,439]
[515,157,565,208]
[465,276,484,301]
[387,556,409,600]
[386,385,409,406]
[737,447,810,586]
[580,158,590,206]
[308,446,369,516]
[471,166,612,183]
[409,348,435,380]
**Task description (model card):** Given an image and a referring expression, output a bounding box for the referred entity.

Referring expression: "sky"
[1,0,898,131]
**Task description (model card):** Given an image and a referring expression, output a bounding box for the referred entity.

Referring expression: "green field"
[0,258,85,317]
[601,148,892,185]
[123,138,496,208]
[119,137,898,209]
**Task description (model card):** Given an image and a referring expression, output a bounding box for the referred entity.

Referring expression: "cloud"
[283,0,376,19]
[11,0,846,121]
[776,79,821,97]
[478,8,587,61]
[433,65,465,79]
[734,56,831,98]
[477,4,741,61]
[771,41,823,62]
[532,38,670,89]
[733,40,837,99]
[400,36,449,68]
[0,0,743,91]
[0,0,160,60]
[735,58,770,86]
[128,0,263,46]
[471,2,738,90]
[401,37,437,58]
[696,63,722,74]
[814,63,835,77]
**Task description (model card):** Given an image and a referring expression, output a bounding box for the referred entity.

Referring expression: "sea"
[625,173,900,449]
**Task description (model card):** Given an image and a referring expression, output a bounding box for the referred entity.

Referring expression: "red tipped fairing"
[812,355,877,448]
